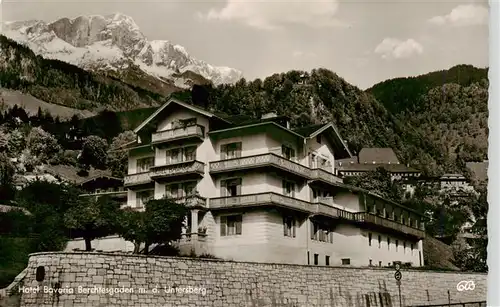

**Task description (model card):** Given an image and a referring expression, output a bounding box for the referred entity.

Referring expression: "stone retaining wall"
[19,252,487,307]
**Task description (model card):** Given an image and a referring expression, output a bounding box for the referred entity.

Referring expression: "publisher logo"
[456,280,475,291]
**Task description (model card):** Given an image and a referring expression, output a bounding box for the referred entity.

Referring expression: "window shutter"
[220,216,227,236]
[235,216,242,235]
[235,142,242,157]
[220,144,227,159]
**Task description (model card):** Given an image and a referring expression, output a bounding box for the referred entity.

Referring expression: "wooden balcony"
[209,153,311,179]
[209,192,312,213]
[124,172,153,188]
[354,212,425,239]
[151,125,204,146]
[310,168,343,185]
[150,160,205,181]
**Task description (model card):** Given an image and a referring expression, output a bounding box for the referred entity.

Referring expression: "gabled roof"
[358,148,400,164]
[133,98,230,134]
[293,123,353,158]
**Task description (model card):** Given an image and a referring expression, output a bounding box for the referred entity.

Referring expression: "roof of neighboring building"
[466,161,488,182]
[358,148,400,164]
[43,165,112,185]
[337,163,420,173]
[77,175,124,186]
[0,204,31,215]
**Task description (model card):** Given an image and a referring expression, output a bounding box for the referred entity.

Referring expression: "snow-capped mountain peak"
[1,13,243,90]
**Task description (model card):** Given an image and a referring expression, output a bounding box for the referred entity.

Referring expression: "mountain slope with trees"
[367,65,488,170]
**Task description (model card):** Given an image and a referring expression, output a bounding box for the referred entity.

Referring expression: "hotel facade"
[103,98,426,267]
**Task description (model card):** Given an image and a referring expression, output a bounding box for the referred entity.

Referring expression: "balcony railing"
[354,212,425,239]
[310,168,343,184]
[124,172,152,187]
[150,161,205,180]
[152,125,204,144]
[173,195,207,209]
[209,153,311,179]
[209,192,311,212]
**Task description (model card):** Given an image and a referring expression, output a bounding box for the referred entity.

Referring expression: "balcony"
[354,212,425,239]
[313,197,356,220]
[151,125,205,146]
[310,168,343,185]
[124,172,153,188]
[174,195,207,209]
[209,153,311,179]
[150,160,205,181]
[209,192,312,213]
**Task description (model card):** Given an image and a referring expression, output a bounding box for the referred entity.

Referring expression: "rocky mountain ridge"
[2,13,243,93]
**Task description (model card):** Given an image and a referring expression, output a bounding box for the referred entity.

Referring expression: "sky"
[2,0,489,89]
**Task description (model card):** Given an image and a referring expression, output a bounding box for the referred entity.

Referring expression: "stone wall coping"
[28,251,487,275]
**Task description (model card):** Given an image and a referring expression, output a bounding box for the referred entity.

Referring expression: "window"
[311,221,333,243]
[283,216,296,237]
[341,258,350,265]
[368,233,372,246]
[220,215,242,236]
[401,217,406,225]
[403,241,406,253]
[387,237,391,250]
[369,259,373,266]
[168,148,181,164]
[378,235,381,248]
[411,243,415,255]
[307,252,310,265]
[167,184,179,198]
[314,254,319,265]
[183,182,197,196]
[282,145,295,160]
[325,256,330,266]
[136,190,153,207]
[316,135,321,144]
[221,142,242,159]
[282,180,295,197]
[184,146,196,161]
[395,240,399,252]
[221,178,242,197]
[379,261,382,267]
[136,157,154,173]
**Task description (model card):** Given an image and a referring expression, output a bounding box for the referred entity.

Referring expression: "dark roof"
[466,161,488,182]
[293,124,327,137]
[78,175,124,186]
[335,157,358,166]
[338,163,420,173]
[358,148,400,164]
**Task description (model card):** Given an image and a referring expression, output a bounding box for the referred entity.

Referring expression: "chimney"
[261,112,278,119]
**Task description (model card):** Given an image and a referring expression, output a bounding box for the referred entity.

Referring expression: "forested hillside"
[170,66,487,176]
[368,65,488,169]
[0,35,166,112]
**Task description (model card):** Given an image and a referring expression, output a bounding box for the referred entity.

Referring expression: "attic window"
[316,135,321,144]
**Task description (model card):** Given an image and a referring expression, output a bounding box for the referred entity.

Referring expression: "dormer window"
[316,135,321,144]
